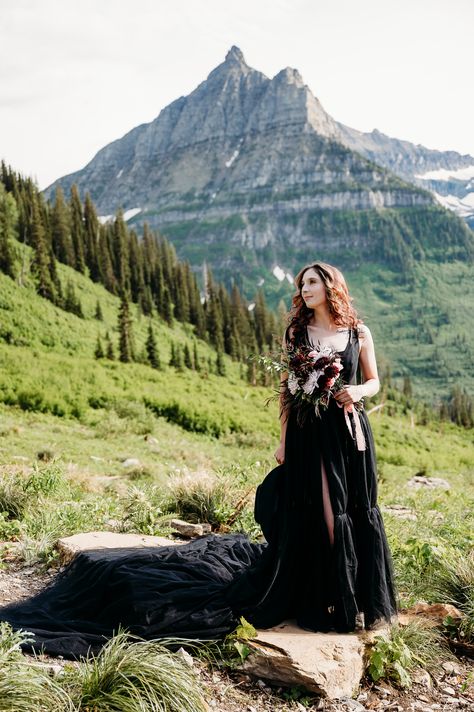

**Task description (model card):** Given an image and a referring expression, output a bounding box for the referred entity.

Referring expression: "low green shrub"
[367,620,454,688]
[144,398,242,438]
[0,513,22,541]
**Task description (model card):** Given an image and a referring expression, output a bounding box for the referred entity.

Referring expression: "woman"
[0,262,398,658]
[268,261,398,632]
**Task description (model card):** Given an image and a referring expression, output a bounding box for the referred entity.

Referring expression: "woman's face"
[300,268,327,309]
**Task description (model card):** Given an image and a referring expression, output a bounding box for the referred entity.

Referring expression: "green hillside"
[0,262,275,439]
[0,218,473,652]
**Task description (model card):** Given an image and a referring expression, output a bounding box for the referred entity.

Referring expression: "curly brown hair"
[285,261,361,345]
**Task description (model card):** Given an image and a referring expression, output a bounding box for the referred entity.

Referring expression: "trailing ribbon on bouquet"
[336,401,366,451]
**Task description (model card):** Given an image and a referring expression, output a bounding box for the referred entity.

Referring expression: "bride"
[0,261,398,658]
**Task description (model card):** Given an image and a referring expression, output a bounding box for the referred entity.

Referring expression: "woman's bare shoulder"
[356,323,372,340]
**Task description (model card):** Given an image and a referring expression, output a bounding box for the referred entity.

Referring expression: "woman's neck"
[308,307,336,331]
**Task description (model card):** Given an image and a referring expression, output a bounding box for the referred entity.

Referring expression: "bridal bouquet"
[260,342,345,417]
[260,339,366,449]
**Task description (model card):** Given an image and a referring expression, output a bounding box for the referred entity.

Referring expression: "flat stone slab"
[56,532,181,564]
[243,621,368,699]
[171,519,212,537]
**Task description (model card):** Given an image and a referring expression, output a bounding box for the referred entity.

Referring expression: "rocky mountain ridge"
[44,47,473,290]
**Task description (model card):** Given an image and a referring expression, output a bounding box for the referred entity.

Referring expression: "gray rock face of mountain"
[337,124,473,178]
[336,125,474,226]
[45,46,429,215]
[44,46,473,277]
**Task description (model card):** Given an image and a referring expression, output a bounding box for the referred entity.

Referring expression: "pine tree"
[140,286,154,316]
[152,263,165,317]
[0,184,18,279]
[183,343,193,369]
[246,358,257,385]
[118,294,134,362]
[95,300,103,320]
[94,335,104,359]
[98,225,117,293]
[277,299,288,335]
[193,341,200,372]
[216,348,226,376]
[175,345,185,371]
[129,230,145,305]
[105,332,115,360]
[173,263,190,322]
[162,286,173,325]
[51,186,74,266]
[169,343,177,368]
[69,184,86,273]
[64,280,84,317]
[402,375,413,399]
[146,322,161,369]
[83,192,100,281]
[30,196,56,302]
[254,289,269,350]
[113,209,131,295]
[205,271,224,350]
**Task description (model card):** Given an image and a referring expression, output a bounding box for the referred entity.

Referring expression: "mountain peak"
[273,66,304,88]
[224,45,247,67]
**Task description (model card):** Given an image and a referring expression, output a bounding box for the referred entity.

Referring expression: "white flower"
[317,345,333,358]
[302,369,323,395]
[288,372,300,395]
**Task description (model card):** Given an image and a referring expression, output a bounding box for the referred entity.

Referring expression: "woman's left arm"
[334,324,380,405]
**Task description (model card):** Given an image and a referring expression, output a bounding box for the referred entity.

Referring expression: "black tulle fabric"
[0,327,398,658]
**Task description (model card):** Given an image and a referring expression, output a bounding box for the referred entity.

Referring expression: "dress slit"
[320,455,335,548]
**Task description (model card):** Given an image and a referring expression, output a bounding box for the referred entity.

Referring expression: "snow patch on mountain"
[98,207,142,224]
[123,208,141,221]
[433,192,474,217]
[273,265,286,282]
[416,165,474,181]
[225,150,239,168]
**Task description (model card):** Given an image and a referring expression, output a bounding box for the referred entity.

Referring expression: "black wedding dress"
[0,327,398,658]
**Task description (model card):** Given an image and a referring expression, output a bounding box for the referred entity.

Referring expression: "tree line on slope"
[0,162,281,383]
[0,162,472,425]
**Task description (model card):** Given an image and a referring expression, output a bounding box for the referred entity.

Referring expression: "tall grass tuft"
[24,464,65,496]
[65,630,208,712]
[0,623,72,712]
[164,471,235,529]
[121,485,173,535]
[0,475,28,519]
[427,549,474,641]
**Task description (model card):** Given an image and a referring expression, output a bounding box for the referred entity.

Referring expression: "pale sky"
[1,0,473,189]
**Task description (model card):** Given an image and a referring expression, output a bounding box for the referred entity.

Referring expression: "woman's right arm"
[274,368,289,463]
[274,331,291,465]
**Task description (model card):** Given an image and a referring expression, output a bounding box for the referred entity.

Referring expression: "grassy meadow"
[0,256,473,706]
